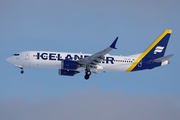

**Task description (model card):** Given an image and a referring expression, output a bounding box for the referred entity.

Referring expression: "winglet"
[110,37,118,49]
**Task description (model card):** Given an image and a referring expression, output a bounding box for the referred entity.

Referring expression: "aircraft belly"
[30,60,61,69]
[101,64,131,72]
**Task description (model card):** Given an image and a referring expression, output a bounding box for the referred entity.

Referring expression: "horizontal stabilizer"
[152,54,174,63]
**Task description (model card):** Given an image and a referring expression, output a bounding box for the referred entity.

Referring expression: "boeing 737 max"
[6,30,174,80]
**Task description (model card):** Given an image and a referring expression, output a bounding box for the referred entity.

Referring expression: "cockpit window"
[13,54,20,56]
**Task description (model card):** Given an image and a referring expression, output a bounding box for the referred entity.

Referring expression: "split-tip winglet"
[110,37,118,49]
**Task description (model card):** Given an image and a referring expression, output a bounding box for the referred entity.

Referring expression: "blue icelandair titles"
[36,52,115,64]
[36,53,88,61]
[6,30,174,80]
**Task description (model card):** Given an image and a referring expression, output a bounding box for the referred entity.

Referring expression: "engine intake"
[61,59,79,70]
[59,69,79,76]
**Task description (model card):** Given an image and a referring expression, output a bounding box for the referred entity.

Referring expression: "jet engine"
[61,59,80,70]
[58,69,79,76]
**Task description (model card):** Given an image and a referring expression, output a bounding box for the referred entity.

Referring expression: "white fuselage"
[5,30,173,79]
[6,51,140,73]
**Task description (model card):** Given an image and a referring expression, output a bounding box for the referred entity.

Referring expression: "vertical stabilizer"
[126,30,172,72]
[142,30,172,59]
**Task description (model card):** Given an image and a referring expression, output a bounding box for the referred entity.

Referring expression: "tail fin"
[126,30,172,72]
[142,29,172,59]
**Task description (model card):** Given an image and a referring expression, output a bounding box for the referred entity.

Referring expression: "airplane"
[6,30,174,80]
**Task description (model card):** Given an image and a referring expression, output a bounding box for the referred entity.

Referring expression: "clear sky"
[0,0,180,119]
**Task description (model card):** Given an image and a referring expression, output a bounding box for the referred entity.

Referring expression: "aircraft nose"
[6,57,13,63]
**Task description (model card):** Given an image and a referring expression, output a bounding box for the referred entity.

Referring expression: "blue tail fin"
[143,30,172,59]
[126,30,172,72]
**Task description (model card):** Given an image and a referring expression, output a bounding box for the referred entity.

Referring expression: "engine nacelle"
[61,59,79,70]
[58,69,79,76]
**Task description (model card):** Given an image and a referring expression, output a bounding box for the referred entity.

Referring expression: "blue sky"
[0,0,180,119]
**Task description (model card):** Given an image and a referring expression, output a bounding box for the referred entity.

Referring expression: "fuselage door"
[25,52,29,60]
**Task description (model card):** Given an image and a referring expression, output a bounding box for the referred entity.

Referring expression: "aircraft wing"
[77,37,118,68]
